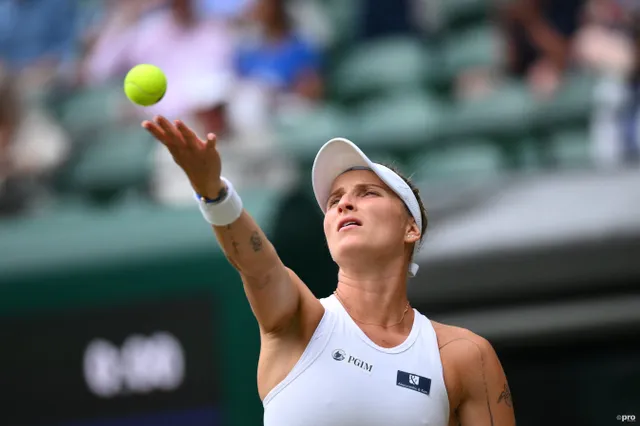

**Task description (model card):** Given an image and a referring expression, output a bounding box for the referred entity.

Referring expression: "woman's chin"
[333,237,377,258]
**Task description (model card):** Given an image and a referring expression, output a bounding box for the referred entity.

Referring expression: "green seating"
[350,92,447,153]
[410,139,504,181]
[276,104,353,161]
[330,37,434,103]
[514,136,547,172]
[438,0,490,28]
[445,80,535,140]
[534,72,597,129]
[66,125,155,197]
[323,0,363,49]
[549,127,592,168]
[53,83,124,137]
[441,23,505,81]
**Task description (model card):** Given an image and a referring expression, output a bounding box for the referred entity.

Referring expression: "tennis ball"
[123,64,167,106]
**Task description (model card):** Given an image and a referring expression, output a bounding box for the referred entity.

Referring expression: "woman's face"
[323,170,418,267]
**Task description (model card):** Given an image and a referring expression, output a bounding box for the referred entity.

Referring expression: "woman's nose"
[337,197,355,213]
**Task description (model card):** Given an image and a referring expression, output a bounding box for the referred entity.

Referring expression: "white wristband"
[195,177,243,226]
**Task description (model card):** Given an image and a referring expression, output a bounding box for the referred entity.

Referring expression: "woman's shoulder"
[431,321,492,352]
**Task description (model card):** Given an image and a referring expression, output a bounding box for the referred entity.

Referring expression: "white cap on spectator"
[185,71,235,112]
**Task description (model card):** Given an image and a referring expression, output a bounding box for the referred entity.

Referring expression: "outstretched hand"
[142,116,224,199]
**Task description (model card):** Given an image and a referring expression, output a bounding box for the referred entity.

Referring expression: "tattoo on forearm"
[250,231,263,252]
[225,225,241,256]
[497,383,512,407]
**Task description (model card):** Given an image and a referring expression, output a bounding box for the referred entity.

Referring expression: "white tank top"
[263,295,450,426]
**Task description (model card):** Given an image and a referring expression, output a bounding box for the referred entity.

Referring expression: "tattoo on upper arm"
[250,231,263,252]
[480,351,496,426]
[454,409,462,426]
[497,383,512,407]
[442,338,495,426]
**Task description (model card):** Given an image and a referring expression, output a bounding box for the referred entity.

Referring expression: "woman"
[236,0,323,102]
[143,116,517,426]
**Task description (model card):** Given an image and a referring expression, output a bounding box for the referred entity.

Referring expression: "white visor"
[311,137,422,277]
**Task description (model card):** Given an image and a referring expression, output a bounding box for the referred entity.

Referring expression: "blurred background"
[0,0,639,424]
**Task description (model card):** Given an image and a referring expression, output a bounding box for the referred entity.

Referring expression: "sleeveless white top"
[263,295,450,426]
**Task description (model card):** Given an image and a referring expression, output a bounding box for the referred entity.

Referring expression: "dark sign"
[0,295,220,426]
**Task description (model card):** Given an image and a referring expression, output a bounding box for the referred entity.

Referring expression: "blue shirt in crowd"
[0,0,78,70]
[236,34,321,91]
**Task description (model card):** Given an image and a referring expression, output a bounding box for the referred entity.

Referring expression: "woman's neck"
[334,270,411,328]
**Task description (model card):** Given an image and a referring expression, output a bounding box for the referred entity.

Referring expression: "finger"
[154,115,185,147]
[204,133,217,151]
[175,120,203,150]
[141,120,167,143]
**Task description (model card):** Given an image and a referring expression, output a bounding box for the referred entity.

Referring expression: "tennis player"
[143,116,516,426]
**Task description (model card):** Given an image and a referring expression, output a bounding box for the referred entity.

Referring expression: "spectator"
[622,30,640,163]
[235,0,324,106]
[500,0,588,97]
[196,0,253,21]
[574,0,635,77]
[150,72,297,205]
[0,65,70,217]
[574,0,639,166]
[83,0,235,119]
[0,0,80,91]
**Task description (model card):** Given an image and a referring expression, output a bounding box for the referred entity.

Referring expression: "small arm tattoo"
[497,383,512,407]
[250,231,263,252]
[225,224,241,255]
[481,353,496,426]
[441,338,495,426]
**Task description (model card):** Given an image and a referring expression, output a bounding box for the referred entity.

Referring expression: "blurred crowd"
[0,0,638,218]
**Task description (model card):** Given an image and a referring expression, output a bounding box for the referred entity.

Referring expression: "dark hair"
[383,163,428,249]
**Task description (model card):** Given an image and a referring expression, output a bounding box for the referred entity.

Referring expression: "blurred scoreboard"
[0,296,221,426]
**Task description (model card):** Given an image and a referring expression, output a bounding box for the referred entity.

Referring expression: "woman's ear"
[405,220,421,244]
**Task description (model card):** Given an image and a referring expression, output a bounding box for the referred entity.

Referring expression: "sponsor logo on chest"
[331,349,374,374]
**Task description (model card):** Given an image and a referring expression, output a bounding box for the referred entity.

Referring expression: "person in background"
[151,72,297,206]
[619,8,639,163]
[83,0,235,119]
[0,64,70,217]
[453,0,588,100]
[500,0,587,97]
[574,0,639,166]
[0,0,79,91]
[196,0,253,21]
[235,0,323,108]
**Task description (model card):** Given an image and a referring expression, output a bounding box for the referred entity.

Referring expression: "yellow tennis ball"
[123,64,167,106]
